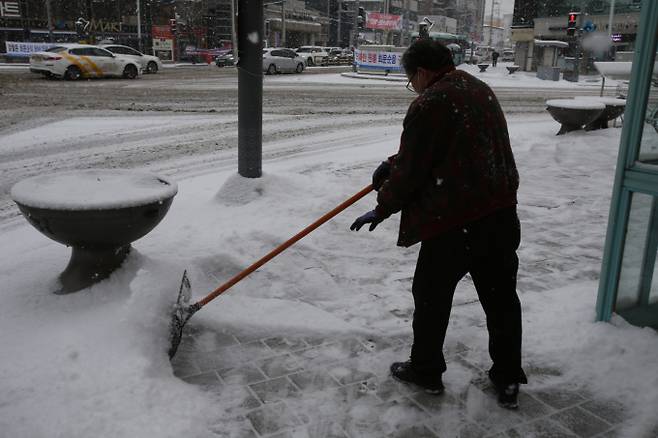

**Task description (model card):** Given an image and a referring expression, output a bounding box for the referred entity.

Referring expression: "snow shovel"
[168,184,374,359]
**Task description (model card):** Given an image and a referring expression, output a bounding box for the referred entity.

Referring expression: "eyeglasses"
[406,72,417,93]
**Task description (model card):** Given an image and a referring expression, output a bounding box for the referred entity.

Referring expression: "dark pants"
[492,58,498,67]
[410,206,526,384]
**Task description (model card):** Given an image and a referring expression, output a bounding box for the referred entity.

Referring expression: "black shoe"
[390,361,444,395]
[496,382,519,409]
[488,372,520,409]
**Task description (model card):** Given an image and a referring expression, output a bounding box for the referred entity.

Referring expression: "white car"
[29,44,141,80]
[295,46,328,66]
[100,44,163,74]
[262,48,306,74]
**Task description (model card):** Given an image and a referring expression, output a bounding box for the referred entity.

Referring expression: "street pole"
[281,1,286,47]
[231,0,237,53]
[383,0,388,45]
[45,0,53,42]
[327,0,331,45]
[136,0,142,52]
[608,0,616,36]
[353,0,360,48]
[403,0,409,46]
[337,0,342,46]
[238,0,263,178]
[488,0,495,47]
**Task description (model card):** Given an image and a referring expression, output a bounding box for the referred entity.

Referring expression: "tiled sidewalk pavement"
[172,323,629,438]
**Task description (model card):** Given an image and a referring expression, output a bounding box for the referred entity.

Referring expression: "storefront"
[597,0,658,330]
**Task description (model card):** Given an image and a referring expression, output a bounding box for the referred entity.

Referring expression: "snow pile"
[0,255,216,437]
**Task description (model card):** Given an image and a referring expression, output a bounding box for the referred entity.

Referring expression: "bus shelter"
[597,0,658,329]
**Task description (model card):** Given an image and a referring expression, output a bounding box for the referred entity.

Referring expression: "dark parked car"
[215,50,235,67]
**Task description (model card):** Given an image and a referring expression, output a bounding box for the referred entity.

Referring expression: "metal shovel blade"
[168,270,200,359]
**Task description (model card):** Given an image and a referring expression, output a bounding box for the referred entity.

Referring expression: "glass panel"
[616,192,658,328]
[637,50,658,164]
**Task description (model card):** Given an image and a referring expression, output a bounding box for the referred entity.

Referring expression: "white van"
[295,46,328,66]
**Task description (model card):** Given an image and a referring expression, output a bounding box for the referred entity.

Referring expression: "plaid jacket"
[375,68,519,247]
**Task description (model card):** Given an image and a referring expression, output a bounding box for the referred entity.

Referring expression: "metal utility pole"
[353,0,360,48]
[383,0,389,45]
[403,0,410,46]
[45,0,53,42]
[281,1,286,47]
[237,0,263,178]
[136,0,142,52]
[231,0,237,54]
[337,0,342,46]
[608,0,616,36]
[327,0,331,45]
[488,0,495,46]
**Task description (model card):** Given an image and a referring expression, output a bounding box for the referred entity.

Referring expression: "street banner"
[152,25,173,39]
[354,48,402,72]
[5,41,57,56]
[365,13,402,31]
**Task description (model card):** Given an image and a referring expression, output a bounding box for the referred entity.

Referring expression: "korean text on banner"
[354,49,402,72]
[152,25,173,39]
[365,13,402,31]
[5,41,58,57]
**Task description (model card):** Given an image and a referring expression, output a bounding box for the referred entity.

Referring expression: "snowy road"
[0,67,605,224]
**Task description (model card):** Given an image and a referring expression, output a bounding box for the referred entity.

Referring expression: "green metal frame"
[596,0,658,322]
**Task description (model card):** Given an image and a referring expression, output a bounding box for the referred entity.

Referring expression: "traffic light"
[567,12,579,36]
[357,7,366,29]
[169,18,177,33]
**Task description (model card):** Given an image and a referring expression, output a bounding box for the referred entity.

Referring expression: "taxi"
[29,44,141,80]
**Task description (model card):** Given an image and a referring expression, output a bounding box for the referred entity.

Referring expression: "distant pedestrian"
[350,39,526,409]
[491,50,500,67]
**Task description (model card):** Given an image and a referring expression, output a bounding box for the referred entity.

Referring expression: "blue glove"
[350,210,383,232]
[372,161,391,191]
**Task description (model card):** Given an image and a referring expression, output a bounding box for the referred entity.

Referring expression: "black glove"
[372,161,391,191]
[350,210,383,232]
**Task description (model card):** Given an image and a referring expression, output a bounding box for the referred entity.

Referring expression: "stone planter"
[546,99,605,135]
[573,96,626,130]
[11,169,178,293]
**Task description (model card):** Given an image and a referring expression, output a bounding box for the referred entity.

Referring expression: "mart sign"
[0,1,20,18]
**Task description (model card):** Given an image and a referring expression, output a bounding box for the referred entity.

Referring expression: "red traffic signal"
[567,12,579,36]
[568,14,577,27]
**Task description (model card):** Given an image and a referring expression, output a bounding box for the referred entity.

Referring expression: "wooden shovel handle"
[196,184,374,307]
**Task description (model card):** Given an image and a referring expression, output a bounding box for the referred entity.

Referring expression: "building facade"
[417,0,485,43]
[305,0,419,48]
[511,0,643,72]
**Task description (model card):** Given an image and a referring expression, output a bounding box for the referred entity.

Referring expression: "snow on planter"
[11,169,178,210]
[574,96,627,106]
[545,99,606,110]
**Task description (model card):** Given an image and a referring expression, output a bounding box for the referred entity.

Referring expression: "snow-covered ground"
[335,63,617,91]
[0,77,657,437]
